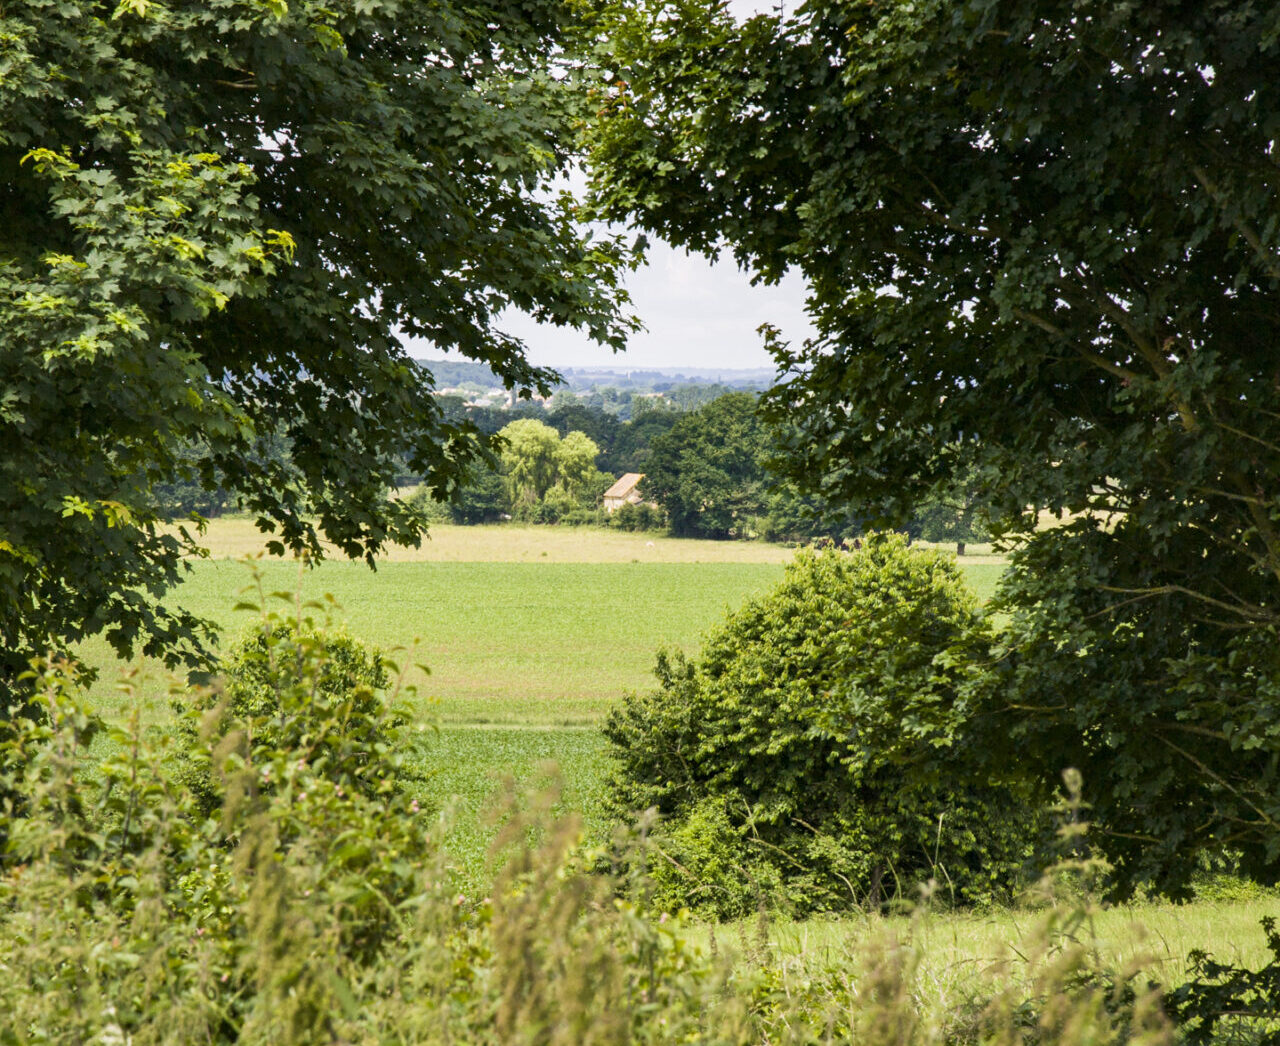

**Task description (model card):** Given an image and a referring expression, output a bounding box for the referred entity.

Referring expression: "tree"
[548,402,622,470]
[497,419,604,519]
[758,481,863,546]
[556,430,603,500]
[499,419,564,511]
[586,0,1280,892]
[641,392,767,538]
[910,467,990,556]
[610,409,679,473]
[446,467,509,526]
[1,0,634,689]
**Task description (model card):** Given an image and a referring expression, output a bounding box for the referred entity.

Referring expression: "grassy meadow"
[76,519,1278,994]
[89,520,1004,727]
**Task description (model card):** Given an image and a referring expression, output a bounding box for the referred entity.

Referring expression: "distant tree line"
[151,391,983,548]
[431,391,979,545]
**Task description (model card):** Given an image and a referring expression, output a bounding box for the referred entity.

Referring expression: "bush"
[1168,917,1280,1045]
[604,533,1042,917]
[0,626,437,1041]
[404,484,454,523]
[611,501,664,532]
[559,506,609,527]
[177,619,425,817]
[645,796,784,920]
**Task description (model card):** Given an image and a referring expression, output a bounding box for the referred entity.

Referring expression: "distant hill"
[413,357,518,390]
[560,365,775,390]
[413,357,776,392]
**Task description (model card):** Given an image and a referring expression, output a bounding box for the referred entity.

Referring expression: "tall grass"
[0,660,1192,1045]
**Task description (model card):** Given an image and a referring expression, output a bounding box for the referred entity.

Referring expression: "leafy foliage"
[641,393,768,539]
[501,419,568,510]
[909,468,990,552]
[970,526,1280,898]
[498,418,610,521]
[609,500,665,532]
[0,638,436,1039]
[612,409,681,474]
[585,0,1280,895]
[1168,917,1280,1046]
[604,536,1041,917]
[0,651,1177,1046]
[0,0,636,692]
[176,616,426,818]
[446,467,510,526]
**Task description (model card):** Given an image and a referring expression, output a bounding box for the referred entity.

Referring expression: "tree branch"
[1095,583,1273,624]
[1192,164,1280,284]
[1012,308,1142,382]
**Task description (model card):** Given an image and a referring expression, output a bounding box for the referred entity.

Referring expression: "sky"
[495,244,815,373]
[409,0,814,375]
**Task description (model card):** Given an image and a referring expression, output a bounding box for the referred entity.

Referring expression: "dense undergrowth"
[0,644,1176,1045]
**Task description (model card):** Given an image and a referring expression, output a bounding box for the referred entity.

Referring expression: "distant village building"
[603,473,646,513]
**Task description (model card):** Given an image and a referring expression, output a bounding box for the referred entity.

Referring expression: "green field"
[79,528,1008,889]
[85,539,1004,727]
[85,558,788,725]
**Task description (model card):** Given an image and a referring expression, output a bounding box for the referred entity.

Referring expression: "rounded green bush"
[604,533,1041,916]
[177,620,422,815]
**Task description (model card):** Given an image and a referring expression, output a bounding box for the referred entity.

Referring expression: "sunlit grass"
[174,516,802,563]
[80,559,788,725]
[89,521,1007,725]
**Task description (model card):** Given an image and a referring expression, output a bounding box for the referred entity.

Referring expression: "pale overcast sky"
[496,244,815,373]
[410,0,814,375]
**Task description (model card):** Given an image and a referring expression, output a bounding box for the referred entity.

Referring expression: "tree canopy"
[641,392,767,538]
[497,418,605,518]
[500,419,565,509]
[587,0,1280,892]
[1,0,634,685]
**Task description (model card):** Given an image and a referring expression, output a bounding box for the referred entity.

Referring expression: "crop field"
[84,558,787,725]
[90,522,1006,726]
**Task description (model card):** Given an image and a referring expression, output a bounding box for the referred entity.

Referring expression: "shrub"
[538,484,580,522]
[611,501,665,532]
[559,506,609,527]
[0,633,438,1042]
[645,796,784,920]
[404,483,454,523]
[604,533,1042,917]
[176,618,425,817]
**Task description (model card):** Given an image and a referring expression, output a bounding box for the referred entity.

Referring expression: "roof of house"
[603,472,644,499]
